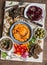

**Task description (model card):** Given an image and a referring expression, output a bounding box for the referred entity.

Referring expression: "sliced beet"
[26,6,42,21]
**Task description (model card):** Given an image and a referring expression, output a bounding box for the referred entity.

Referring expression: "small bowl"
[0,36,13,52]
[24,3,46,23]
[34,27,46,39]
[10,21,33,44]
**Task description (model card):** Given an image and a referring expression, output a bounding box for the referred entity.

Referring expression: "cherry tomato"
[17,52,21,55]
[23,46,27,50]
[21,48,26,53]
[18,45,22,49]
[14,44,17,48]
[16,48,20,52]
[13,51,17,54]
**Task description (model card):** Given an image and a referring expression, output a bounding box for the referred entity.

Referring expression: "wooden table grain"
[0,0,47,65]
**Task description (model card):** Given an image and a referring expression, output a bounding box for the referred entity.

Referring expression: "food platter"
[0,1,46,62]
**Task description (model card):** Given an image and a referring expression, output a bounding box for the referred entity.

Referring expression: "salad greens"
[28,36,36,48]
[1,52,8,58]
[29,36,36,44]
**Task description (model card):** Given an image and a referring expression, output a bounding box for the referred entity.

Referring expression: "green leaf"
[1,52,8,58]
[28,36,36,49]
[29,36,36,44]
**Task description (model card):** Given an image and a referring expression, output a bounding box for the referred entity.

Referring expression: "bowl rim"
[10,21,33,44]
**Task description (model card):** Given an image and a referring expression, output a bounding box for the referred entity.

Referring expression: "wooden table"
[0,0,47,65]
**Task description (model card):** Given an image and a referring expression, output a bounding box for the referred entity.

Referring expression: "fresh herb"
[29,36,36,44]
[1,52,8,58]
[28,36,36,48]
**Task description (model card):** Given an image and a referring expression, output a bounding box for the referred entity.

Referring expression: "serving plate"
[0,1,46,62]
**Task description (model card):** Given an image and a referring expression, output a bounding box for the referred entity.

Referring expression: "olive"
[35,28,45,39]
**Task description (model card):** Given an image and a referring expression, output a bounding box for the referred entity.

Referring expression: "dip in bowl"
[10,21,33,44]
[0,36,13,52]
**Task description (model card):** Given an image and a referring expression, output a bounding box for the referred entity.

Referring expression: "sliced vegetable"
[13,43,29,57]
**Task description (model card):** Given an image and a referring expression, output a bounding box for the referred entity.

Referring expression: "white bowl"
[34,27,46,39]
[24,3,46,23]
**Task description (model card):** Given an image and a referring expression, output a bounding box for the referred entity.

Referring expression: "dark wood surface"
[0,0,47,65]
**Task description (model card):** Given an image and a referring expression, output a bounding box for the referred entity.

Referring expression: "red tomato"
[14,44,28,56]
[14,51,21,55]
[16,48,20,52]
[14,44,17,48]
[18,45,22,49]
[23,46,27,50]
[13,51,17,54]
[21,48,26,53]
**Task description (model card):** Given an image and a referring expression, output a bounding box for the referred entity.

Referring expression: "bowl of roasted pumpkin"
[10,21,33,44]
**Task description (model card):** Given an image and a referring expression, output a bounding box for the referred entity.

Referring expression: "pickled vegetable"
[35,28,45,39]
